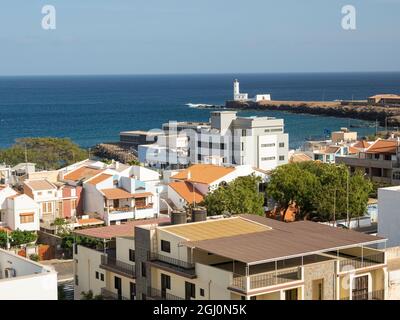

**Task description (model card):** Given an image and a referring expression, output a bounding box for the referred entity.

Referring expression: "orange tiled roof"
[348,146,361,154]
[289,153,313,163]
[87,173,113,185]
[169,181,204,204]
[25,179,56,191]
[171,164,235,185]
[101,188,135,200]
[353,140,370,149]
[366,139,398,154]
[64,166,103,182]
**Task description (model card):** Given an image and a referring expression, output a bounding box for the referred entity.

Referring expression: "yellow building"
[134,214,387,300]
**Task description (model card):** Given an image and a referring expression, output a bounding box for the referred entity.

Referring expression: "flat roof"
[74,217,170,240]
[25,179,57,191]
[183,215,386,265]
[161,217,270,241]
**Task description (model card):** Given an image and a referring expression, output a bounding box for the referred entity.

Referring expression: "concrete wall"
[378,187,400,247]
[303,260,336,300]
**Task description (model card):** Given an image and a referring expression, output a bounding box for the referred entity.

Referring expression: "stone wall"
[303,260,336,300]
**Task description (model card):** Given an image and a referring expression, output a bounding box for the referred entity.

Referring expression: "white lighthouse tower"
[233,79,248,101]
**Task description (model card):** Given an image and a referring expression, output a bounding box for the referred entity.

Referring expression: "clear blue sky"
[0,0,399,75]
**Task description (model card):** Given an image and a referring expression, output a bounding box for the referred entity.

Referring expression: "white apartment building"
[139,111,288,171]
[0,248,58,300]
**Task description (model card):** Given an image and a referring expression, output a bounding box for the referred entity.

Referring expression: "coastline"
[224,100,400,127]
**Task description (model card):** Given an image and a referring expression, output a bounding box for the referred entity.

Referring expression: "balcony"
[338,252,385,272]
[100,255,136,279]
[147,287,184,300]
[148,252,196,278]
[101,288,130,300]
[341,289,384,300]
[230,267,302,292]
[136,203,153,210]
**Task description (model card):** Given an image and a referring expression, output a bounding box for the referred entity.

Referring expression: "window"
[200,288,205,297]
[161,240,171,253]
[279,142,285,148]
[241,142,244,151]
[271,128,282,132]
[279,156,285,161]
[42,202,53,215]
[250,296,257,300]
[95,271,99,279]
[220,143,225,150]
[48,191,52,195]
[100,273,104,281]
[242,129,247,137]
[75,275,79,286]
[185,282,196,299]
[161,274,171,290]
[197,154,201,161]
[71,199,77,209]
[129,249,135,262]
[20,213,34,224]
[261,143,275,148]
[141,262,147,277]
[74,244,78,255]
[197,141,201,148]
[261,156,275,161]
[264,129,270,133]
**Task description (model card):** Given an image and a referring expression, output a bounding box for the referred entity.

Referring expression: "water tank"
[192,207,207,223]
[171,210,187,225]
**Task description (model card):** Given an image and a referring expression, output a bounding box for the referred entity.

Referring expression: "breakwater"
[225,100,400,127]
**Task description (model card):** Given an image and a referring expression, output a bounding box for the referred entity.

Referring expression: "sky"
[0,0,399,75]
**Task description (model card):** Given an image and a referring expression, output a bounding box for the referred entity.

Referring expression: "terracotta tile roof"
[348,146,360,154]
[171,164,235,185]
[25,179,56,191]
[319,146,341,154]
[169,181,204,204]
[289,153,313,163]
[73,217,170,240]
[86,173,113,185]
[366,139,398,154]
[101,188,135,200]
[63,166,103,182]
[77,218,104,226]
[353,140,370,149]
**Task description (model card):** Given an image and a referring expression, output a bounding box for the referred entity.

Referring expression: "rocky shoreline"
[225,100,400,127]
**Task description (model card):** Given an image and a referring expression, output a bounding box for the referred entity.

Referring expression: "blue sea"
[1,72,400,149]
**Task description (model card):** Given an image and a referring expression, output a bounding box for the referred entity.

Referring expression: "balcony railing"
[149,252,196,276]
[341,289,384,300]
[101,288,130,300]
[339,253,385,272]
[100,255,136,278]
[231,267,302,292]
[147,287,184,300]
[106,207,133,213]
[136,203,153,210]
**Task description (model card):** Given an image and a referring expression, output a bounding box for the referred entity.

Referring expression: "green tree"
[9,230,37,247]
[203,175,264,216]
[0,137,87,170]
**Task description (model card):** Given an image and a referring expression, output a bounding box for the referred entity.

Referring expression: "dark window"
[220,143,225,150]
[100,273,104,281]
[161,240,171,253]
[141,262,147,277]
[75,275,79,286]
[241,296,246,300]
[142,293,147,300]
[197,154,201,161]
[129,249,135,262]
[200,288,205,297]
[250,296,257,300]
[95,271,99,279]
[74,244,78,255]
[279,155,285,161]
[279,142,285,148]
[185,282,196,299]
[161,274,171,290]
[197,141,201,147]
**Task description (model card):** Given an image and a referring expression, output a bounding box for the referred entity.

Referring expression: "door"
[114,276,122,300]
[130,282,136,300]
[352,275,369,300]
[161,274,170,299]
[185,282,195,300]
[285,288,298,300]
[113,199,119,209]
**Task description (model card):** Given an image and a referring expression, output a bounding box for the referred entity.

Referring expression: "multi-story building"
[139,111,288,171]
[134,214,387,300]
[336,139,400,185]
[0,248,58,300]
[378,185,400,248]
[368,94,400,106]
[72,217,169,300]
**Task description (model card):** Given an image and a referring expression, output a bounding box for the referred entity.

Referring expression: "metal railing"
[150,252,195,270]
[147,287,184,300]
[341,289,384,300]
[231,267,302,291]
[100,255,136,278]
[339,253,385,272]
[101,288,130,300]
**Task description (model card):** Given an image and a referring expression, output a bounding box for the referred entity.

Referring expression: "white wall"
[378,187,400,247]
[6,195,40,231]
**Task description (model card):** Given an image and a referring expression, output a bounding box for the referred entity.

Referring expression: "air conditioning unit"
[4,268,16,278]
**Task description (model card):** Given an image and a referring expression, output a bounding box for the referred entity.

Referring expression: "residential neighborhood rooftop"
[169,181,204,204]
[171,164,235,184]
[24,179,57,191]
[63,166,103,182]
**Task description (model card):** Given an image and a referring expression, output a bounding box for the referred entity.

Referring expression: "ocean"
[1,72,400,150]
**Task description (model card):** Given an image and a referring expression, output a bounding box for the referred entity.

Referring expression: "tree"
[203,175,265,216]
[9,230,37,247]
[0,137,87,170]
[266,162,372,222]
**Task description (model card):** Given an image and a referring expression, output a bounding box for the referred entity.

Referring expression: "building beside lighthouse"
[233,79,271,102]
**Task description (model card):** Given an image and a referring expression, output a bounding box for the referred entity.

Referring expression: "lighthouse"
[233,79,248,101]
